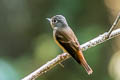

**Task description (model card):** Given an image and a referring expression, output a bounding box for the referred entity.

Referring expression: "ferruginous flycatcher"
[47,15,93,75]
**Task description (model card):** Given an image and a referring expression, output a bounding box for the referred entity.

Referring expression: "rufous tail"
[77,50,93,75]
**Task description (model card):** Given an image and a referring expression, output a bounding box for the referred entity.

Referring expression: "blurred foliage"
[33,34,59,64]
[0,0,119,80]
[0,59,19,80]
[109,51,120,80]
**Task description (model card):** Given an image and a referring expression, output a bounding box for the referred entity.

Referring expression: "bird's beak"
[46,18,52,22]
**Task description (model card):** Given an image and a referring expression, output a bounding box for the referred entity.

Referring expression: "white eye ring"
[52,19,57,23]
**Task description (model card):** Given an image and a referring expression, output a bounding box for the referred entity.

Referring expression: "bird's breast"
[53,30,67,52]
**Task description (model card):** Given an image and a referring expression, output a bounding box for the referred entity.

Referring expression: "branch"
[22,28,120,80]
[22,13,120,80]
[107,12,120,37]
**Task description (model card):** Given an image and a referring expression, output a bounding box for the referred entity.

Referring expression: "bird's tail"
[77,50,93,75]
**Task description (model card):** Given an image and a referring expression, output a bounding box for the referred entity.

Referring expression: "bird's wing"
[54,27,93,75]
[54,27,80,52]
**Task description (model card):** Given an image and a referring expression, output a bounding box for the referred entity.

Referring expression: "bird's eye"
[52,19,57,23]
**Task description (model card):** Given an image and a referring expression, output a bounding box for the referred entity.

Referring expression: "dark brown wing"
[54,27,93,75]
[54,27,81,63]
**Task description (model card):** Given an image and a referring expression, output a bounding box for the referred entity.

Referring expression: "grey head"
[46,15,68,29]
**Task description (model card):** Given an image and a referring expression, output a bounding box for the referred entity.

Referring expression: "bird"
[46,15,93,75]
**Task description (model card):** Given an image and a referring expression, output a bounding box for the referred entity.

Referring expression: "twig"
[22,28,120,80]
[107,12,120,38]
[22,53,70,80]
[22,13,120,80]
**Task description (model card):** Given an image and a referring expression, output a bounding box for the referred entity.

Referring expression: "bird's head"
[46,15,68,29]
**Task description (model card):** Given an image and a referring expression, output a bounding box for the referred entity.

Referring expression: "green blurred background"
[0,0,120,80]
